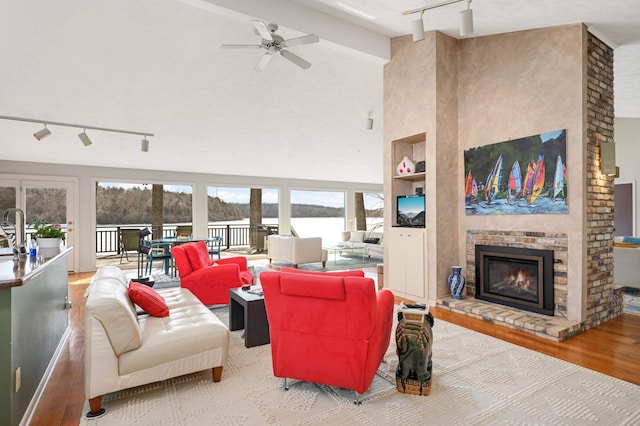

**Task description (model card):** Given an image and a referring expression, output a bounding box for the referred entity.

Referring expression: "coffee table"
[325,243,366,265]
[229,286,270,348]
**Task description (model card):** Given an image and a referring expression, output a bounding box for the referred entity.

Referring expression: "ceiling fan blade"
[254,53,272,71]
[283,34,319,48]
[252,20,273,42]
[221,44,262,49]
[280,50,311,70]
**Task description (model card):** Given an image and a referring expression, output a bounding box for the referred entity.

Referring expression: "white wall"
[615,117,640,235]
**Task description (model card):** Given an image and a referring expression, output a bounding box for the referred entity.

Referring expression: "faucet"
[1,208,26,251]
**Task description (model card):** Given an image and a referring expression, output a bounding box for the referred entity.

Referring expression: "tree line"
[96,187,379,225]
[0,186,381,226]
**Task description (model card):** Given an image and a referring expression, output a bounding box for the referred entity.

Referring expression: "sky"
[540,129,565,143]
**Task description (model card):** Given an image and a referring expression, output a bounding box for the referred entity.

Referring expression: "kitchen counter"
[0,246,72,288]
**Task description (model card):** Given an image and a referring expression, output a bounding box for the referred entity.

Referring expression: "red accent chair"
[171,241,254,305]
[260,268,395,401]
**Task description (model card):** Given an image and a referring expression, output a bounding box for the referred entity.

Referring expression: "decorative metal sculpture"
[395,302,434,396]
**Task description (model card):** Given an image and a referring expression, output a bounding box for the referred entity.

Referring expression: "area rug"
[80,310,640,425]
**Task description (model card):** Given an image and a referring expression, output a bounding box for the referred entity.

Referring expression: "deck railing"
[96,224,278,254]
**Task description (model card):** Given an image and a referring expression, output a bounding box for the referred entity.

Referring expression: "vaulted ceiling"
[1,0,638,184]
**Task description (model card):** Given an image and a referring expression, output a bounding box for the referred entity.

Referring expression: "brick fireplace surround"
[436,229,623,341]
[437,230,593,341]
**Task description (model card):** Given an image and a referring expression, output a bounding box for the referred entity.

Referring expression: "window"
[290,190,344,245]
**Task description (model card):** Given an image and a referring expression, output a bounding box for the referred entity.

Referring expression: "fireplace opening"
[475,245,555,316]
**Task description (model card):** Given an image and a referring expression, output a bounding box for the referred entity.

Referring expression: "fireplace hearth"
[475,245,555,316]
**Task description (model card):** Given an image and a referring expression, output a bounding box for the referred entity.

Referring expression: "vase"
[396,156,415,175]
[37,237,61,249]
[448,266,466,300]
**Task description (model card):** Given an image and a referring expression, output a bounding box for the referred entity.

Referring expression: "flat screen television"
[396,194,425,227]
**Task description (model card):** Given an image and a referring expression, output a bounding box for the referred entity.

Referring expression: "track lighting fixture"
[33,125,51,141]
[403,0,474,42]
[460,0,474,37]
[0,115,153,152]
[411,11,425,42]
[366,112,374,130]
[78,130,92,146]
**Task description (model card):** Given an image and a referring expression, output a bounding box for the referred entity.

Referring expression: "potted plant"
[31,216,66,248]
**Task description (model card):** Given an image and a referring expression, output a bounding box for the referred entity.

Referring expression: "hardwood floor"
[28,272,640,425]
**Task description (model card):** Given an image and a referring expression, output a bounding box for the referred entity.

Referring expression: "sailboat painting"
[523,151,545,205]
[483,155,503,204]
[507,160,522,203]
[552,155,568,202]
[465,171,478,202]
[464,129,568,215]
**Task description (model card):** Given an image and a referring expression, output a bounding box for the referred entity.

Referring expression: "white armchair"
[267,235,328,268]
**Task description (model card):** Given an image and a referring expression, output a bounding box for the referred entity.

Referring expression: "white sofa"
[84,266,229,417]
[341,230,384,259]
[267,235,328,268]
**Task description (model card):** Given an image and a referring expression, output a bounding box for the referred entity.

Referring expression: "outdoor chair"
[175,225,193,237]
[144,239,174,276]
[119,228,141,263]
[208,235,222,260]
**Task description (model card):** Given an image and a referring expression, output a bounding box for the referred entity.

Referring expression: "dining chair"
[144,239,174,276]
[208,236,222,260]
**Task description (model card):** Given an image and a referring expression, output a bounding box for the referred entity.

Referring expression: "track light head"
[411,19,425,42]
[411,11,425,42]
[141,137,149,152]
[78,130,92,146]
[34,125,51,141]
[459,0,474,37]
[366,111,374,130]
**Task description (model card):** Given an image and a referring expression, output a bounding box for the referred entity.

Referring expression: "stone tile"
[436,297,580,341]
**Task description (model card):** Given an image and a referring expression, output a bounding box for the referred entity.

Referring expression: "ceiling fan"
[221,20,319,71]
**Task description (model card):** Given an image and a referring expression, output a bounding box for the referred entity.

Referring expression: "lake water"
[220,217,382,246]
[201,217,344,245]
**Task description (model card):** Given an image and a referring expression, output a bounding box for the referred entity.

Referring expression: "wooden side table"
[229,287,270,348]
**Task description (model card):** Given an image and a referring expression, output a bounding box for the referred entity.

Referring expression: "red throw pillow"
[128,281,170,317]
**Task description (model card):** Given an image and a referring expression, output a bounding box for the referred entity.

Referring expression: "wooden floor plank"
[27,272,640,425]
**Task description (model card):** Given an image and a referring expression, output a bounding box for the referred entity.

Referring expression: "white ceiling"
[1,0,638,185]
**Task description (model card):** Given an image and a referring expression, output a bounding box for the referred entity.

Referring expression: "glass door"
[23,180,75,271]
[0,179,19,249]
[0,176,76,271]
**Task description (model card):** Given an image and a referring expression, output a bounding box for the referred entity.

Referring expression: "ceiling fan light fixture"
[223,20,319,71]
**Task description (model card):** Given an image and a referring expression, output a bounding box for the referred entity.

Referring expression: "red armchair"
[171,241,254,305]
[260,268,394,401]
